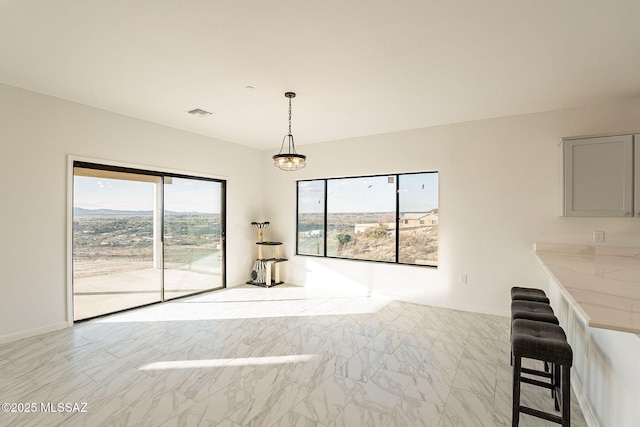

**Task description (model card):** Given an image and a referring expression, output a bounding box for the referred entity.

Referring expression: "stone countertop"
[534,243,640,334]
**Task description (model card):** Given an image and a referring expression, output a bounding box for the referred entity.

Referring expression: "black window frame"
[296,171,438,267]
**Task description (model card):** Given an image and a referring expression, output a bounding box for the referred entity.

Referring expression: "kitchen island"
[534,243,640,427]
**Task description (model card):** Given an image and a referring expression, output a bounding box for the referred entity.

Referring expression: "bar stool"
[511,286,550,304]
[510,299,558,387]
[511,319,572,427]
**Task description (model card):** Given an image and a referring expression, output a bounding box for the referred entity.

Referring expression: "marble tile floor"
[0,285,588,427]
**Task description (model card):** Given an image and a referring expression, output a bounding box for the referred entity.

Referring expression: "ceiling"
[2,1,640,150]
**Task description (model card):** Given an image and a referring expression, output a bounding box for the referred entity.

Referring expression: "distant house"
[400,213,438,227]
[354,223,394,233]
[354,214,438,234]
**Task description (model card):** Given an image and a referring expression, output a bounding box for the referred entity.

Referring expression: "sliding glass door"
[72,163,225,321]
[163,177,224,300]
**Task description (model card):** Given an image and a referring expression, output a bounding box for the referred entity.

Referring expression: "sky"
[74,175,221,213]
[298,172,438,213]
[75,170,436,215]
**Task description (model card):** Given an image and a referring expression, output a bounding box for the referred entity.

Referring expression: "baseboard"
[0,322,69,345]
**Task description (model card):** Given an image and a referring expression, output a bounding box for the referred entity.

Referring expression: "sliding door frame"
[66,155,227,325]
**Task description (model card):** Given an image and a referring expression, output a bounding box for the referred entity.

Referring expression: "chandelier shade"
[273,92,306,171]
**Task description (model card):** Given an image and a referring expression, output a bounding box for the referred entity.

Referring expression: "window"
[296,172,438,266]
[296,180,325,256]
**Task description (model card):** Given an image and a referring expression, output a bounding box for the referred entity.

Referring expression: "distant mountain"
[74,208,152,216]
[74,208,211,216]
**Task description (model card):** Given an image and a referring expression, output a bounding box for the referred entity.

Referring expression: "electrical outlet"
[593,231,605,243]
[460,274,468,284]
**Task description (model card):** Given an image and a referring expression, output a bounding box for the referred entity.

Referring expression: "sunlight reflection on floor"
[97,284,391,323]
[139,354,319,371]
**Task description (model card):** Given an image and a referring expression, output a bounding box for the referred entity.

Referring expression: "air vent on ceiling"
[187,108,212,117]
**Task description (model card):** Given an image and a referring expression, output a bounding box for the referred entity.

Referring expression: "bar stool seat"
[511,286,550,304]
[512,319,572,427]
[511,300,558,324]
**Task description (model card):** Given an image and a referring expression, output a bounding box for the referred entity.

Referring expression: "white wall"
[0,83,263,342]
[263,98,640,316]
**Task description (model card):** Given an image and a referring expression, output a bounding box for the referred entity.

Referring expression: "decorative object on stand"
[248,221,287,287]
[272,92,306,171]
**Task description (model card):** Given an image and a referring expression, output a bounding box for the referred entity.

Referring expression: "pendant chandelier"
[273,91,306,171]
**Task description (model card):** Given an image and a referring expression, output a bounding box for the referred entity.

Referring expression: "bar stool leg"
[512,356,521,427]
[554,363,561,410]
[562,365,571,427]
